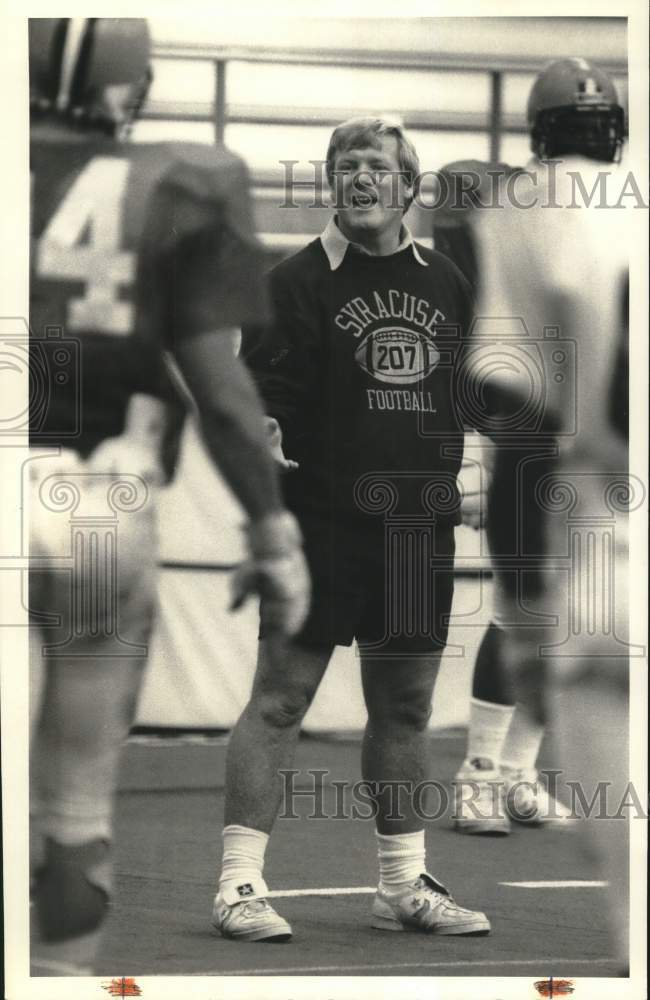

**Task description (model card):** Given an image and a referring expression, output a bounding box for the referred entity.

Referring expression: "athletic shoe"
[32,838,111,942]
[211,879,292,942]
[30,838,111,975]
[453,757,511,835]
[371,873,491,935]
[502,766,576,825]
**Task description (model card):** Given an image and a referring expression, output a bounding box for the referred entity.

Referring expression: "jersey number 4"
[36,157,134,336]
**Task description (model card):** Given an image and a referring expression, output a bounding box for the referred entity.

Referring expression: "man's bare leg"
[224,636,333,831]
[360,653,441,835]
[360,652,491,935]
[213,636,332,941]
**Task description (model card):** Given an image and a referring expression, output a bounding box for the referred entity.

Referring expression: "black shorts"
[263,512,456,657]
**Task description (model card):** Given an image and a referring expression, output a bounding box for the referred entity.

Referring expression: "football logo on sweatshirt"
[355,327,440,385]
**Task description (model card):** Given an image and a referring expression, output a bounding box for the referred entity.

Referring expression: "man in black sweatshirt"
[211,117,491,943]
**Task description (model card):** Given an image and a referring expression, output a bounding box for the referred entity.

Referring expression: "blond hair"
[325,117,420,212]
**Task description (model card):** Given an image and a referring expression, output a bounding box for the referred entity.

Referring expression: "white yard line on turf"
[216,957,617,976]
[267,887,375,898]
[500,880,609,888]
[266,881,608,898]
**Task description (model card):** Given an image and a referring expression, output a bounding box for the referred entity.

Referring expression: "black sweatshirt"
[242,236,474,525]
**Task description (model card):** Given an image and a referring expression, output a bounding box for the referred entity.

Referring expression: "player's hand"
[265,417,299,471]
[458,456,487,530]
[86,435,165,487]
[230,511,311,635]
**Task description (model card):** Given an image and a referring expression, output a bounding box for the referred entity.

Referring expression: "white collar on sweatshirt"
[320,216,428,271]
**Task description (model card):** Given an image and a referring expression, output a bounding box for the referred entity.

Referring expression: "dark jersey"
[243,237,473,523]
[30,124,269,458]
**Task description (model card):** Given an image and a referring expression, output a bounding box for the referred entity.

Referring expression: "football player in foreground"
[466,58,631,966]
[29,18,309,974]
[211,117,491,943]
[434,59,625,836]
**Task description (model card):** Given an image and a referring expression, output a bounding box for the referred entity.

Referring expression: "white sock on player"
[460,697,515,772]
[500,705,544,774]
[376,829,426,893]
[219,825,269,894]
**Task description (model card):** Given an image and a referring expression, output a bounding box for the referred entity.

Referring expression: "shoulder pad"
[435,159,518,227]
[151,142,256,247]
[161,142,250,203]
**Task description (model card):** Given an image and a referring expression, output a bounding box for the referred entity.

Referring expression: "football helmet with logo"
[527,57,624,163]
[29,18,151,134]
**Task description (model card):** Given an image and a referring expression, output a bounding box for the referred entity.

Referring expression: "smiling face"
[329,135,414,251]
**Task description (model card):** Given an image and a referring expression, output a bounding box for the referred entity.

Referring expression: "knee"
[254,684,313,730]
[367,688,433,733]
[394,696,433,732]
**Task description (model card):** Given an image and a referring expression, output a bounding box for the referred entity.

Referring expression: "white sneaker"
[453,758,511,835]
[502,766,576,826]
[371,873,491,935]
[211,879,292,942]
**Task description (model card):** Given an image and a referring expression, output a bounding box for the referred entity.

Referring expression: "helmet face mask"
[29,18,151,136]
[532,105,625,163]
[528,57,625,164]
[70,70,153,138]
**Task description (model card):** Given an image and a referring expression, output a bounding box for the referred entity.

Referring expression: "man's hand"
[458,456,488,530]
[265,417,298,471]
[230,511,311,636]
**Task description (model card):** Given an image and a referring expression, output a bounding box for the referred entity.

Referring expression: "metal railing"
[148,43,627,164]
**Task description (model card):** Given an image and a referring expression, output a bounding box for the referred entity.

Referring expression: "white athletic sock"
[500,704,544,774]
[376,830,426,892]
[37,807,111,846]
[461,697,515,772]
[36,784,111,846]
[219,824,269,894]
